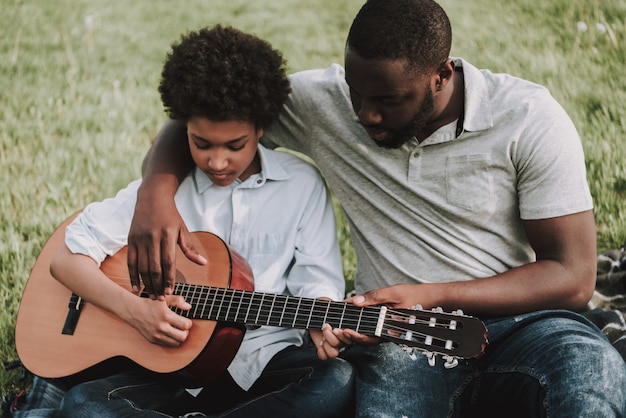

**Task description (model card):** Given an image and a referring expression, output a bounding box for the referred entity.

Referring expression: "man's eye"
[380,99,402,107]
[229,144,245,151]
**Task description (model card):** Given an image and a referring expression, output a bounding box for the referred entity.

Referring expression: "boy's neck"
[238,152,262,182]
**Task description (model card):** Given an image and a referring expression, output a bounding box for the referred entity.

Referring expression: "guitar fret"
[243,291,253,324]
[225,289,235,322]
[307,301,329,330]
[207,287,218,320]
[340,304,363,331]
[198,286,209,319]
[255,293,265,325]
[216,288,227,321]
[279,295,295,328]
[305,299,315,329]
[267,294,276,325]
[277,295,287,327]
[231,289,241,322]
[322,301,330,325]
[338,303,346,329]
[292,298,302,328]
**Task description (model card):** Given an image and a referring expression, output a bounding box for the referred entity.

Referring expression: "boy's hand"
[127,185,206,300]
[126,295,193,347]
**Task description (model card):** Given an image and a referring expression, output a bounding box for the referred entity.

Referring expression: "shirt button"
[413,152,420,158]
[256,179,263,185]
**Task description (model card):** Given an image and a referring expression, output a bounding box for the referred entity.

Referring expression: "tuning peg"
[443,356,459,369]
[424,351,436,367]
[401,344,418,361]
[453,309,464,316]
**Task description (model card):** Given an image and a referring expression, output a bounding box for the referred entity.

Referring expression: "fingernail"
[353,295,365,304]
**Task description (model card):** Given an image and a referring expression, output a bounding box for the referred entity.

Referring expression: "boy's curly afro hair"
[159,25,291,129]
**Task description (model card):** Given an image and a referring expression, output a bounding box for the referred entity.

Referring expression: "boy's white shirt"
[64,144,345,390]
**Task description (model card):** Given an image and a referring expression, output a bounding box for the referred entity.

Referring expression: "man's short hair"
[347,0,452,73]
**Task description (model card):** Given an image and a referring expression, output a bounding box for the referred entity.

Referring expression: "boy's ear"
[256,126,264,138]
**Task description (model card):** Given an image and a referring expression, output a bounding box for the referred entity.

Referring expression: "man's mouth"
[363,125,390,142]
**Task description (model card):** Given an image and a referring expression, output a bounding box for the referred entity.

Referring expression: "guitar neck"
[172,283,381,336]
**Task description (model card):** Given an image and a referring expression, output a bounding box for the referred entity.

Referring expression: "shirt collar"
[193,143,290,193]
[453,57,493,133]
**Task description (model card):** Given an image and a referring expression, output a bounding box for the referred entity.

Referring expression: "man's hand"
[127,183,206,300]
[337,284,430,346]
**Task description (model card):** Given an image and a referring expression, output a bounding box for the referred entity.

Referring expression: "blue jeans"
[9,376,68,418]
[341,309,626,417]
[58,345,354,417]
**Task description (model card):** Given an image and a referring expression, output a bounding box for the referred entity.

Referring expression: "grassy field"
[1,0,625,397]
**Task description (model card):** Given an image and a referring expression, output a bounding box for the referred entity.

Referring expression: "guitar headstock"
[381,306,488,366]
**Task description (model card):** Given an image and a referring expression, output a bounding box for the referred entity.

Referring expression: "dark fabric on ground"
[582,245,626,361]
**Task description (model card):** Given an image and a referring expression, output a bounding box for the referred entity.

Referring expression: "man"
[128,0,626,416]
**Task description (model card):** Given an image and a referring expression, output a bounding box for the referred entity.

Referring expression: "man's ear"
[435,59,455,91]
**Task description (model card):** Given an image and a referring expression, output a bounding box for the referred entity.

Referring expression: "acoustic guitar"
[15,214,488,384]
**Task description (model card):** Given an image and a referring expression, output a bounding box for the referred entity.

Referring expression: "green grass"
[1,0,625,396]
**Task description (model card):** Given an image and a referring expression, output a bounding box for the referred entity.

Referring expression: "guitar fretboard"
[172,283,382,336]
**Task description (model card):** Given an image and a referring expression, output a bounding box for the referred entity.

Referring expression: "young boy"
[48,25,353,417]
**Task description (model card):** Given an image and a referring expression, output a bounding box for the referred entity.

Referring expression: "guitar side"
[15,213,253,383]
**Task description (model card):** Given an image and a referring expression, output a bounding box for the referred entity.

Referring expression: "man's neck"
[415,70,465,142]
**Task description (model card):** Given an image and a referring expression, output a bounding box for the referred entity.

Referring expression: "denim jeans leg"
[11,377,67,418]
[341,310,626,418]
[466,310,626,417]
[195,345,354,418]
[58,370,180,418]
[341,342,471,418]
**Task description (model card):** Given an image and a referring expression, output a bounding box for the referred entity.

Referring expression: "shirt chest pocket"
[244,232,290,293]
[445,154,496,213]
[247,232,286,255]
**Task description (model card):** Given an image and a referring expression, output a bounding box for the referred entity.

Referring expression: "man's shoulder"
[263,147,323,179]
[288,64,347,97]
[462,58,553,105]
[289,63,345,82]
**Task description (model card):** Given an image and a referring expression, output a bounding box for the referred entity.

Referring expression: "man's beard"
[375,88,435,149]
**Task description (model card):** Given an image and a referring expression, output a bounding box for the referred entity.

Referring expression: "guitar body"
[15,213,254,384]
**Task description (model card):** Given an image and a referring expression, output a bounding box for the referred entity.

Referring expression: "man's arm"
[337,210,597,346]
[128,118,205,300]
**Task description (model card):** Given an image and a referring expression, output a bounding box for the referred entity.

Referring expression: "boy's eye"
[194,141,210,150]
[228,144,246,151]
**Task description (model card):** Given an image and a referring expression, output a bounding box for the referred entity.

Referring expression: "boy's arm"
[50,244,193,346]
[128,119,206,301]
